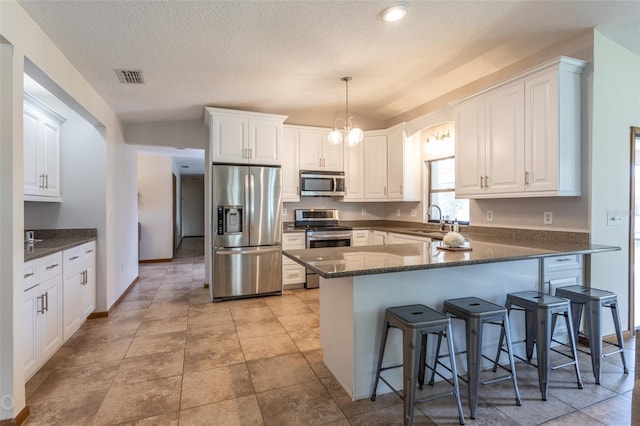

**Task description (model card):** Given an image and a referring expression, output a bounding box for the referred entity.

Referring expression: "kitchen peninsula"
[284,238,619,401]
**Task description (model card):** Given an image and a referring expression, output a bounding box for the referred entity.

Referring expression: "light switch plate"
[361,209,366,216]
[486,210,493,222]
[410,209,417,217]
[607,210,624,226]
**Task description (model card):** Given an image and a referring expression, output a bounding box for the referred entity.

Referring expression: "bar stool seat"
[433,297,521,419]
[495,291,583,401]
[371,304,465,425]
[554,285,628,384]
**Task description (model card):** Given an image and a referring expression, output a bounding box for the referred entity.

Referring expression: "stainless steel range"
[295,209,352,288]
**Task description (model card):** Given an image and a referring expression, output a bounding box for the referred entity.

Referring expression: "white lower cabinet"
[282,232,306,289]
[63,241,96,341]
[543,254,583,336]
[386,232,431,244]
[352,230,370,246]
[372,230,387,245]
[23,252,64,381]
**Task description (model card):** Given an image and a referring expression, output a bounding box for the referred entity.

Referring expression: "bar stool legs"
[371,304,465,425]
[432,297,521,419]
[555,285,629,384]
[495,291,583,401]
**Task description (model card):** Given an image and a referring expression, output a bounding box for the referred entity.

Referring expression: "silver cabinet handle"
[44,291,49,312]
[37,295,45,314]
[69,256,79,261]
[484,175,489,188]
[39,174,45,189]
[216,247,281,255]
[249,148,253,159]
[86,249,94,254]
[46,263,59,270]
[524,171,530,186]
[24,272,34,279]
[45,174,49,189]
[84,270,88,285]
[400,184,403,194]
[480,176,484,188]
[384,186,387,196]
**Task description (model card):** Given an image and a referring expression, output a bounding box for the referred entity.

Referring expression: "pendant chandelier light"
[328,76,364,147]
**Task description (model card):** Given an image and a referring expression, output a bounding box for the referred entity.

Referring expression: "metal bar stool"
[494,291,583,401]
[554,285,628,384]
[430,297,521,419]
[371,304,465,425]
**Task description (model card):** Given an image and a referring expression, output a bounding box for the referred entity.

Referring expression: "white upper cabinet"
[455,56,585,198]
[205,107,287,165]
[386,124,420,201]
[282,126,300,202]
[298,127,343,171]
[24,94,63,202]
[343,136,365,200]
[363,133,388,200]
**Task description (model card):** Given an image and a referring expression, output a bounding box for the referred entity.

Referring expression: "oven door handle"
[307,233,352,241]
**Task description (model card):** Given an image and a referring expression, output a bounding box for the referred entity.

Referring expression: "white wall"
[138,154,174,261]
[0,1,138,418]
[124,119,208,149]
[182,176,205,237]
[590,31,640,333]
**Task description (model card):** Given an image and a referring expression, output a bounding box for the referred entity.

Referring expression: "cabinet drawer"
[282,255,299,267]
[544,254,582,272]
[282,264,306,284]
[282,232,306,248]
[37,252,62,282]
[23,261,37,291]
[352,230,370,246]
[63,245,83,269]
[80,241,96,263]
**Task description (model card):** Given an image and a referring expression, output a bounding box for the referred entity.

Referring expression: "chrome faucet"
[427,205,444,230]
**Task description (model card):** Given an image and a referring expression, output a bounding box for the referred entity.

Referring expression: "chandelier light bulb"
[329,76,363,147]
[328,129,343,145]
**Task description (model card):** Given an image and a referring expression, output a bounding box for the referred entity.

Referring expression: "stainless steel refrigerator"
[211,164,282,301]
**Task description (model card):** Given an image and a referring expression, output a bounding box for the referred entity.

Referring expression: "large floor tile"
[579,394,632,426]
[135,315,188,336]
[92,376,182,425]
[240,333,299,361]
[247,352,317,392]
[112,349,184,386]
[256,380,346,426]
[115,412,179,426]
[125,330,186,358]
[180,363,254,409]
[184,336,245,372]
[179,394,264,426]
[26,389,107,426]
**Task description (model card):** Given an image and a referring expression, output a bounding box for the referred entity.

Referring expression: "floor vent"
[115,69,144,84]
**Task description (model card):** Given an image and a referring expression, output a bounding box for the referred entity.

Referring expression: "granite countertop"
[24,229,97,262]
[283,240,619,279]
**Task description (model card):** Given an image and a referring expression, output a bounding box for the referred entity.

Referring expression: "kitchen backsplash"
[283,199,422,222]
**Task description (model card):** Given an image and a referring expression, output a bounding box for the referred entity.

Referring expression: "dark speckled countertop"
[24,228,97,262]
[283,240,619,279]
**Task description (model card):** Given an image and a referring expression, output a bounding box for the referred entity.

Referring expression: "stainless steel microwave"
[299,170,346,197]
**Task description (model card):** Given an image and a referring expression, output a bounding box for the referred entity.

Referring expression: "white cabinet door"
[343,139,364,200]
[299,130,324,170]
[323,133,344,171]
[63,267,83,341]
[23,284,40,380]
[282,128,300,201]
[484,82,525,195]
[210,114,249,163]
[352,230,370,246]
[364,135,388,199]
[249,118,281,165]
[41,116,61,198]
[455,97,485,196]
[372,231,387,245]
[40,274,63,361]
[298,129,343,171]
[23,105,41,196]
[23,97,62,200]
[386,127,404,200]
[387,232,431,244]
[525,70,560,194]
[82,260,96,318]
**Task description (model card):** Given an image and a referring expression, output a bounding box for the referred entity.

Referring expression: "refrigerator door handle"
[215,246,281,256]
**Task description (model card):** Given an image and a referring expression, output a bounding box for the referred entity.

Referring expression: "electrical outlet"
[544,212,553,225]
[283,208,287,216]
[396,208,401,216]
[361,208,366,216]
[486,210,493,222]
[410,209,417,217]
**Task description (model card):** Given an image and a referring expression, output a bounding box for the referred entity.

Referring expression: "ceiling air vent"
[115,69,144,84]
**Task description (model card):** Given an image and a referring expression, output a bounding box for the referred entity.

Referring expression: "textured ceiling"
[17,0,640,127]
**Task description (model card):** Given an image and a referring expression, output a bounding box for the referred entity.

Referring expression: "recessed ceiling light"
[381,4,407,22]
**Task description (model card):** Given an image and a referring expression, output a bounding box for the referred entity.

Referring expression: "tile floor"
[24,237,635,425]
